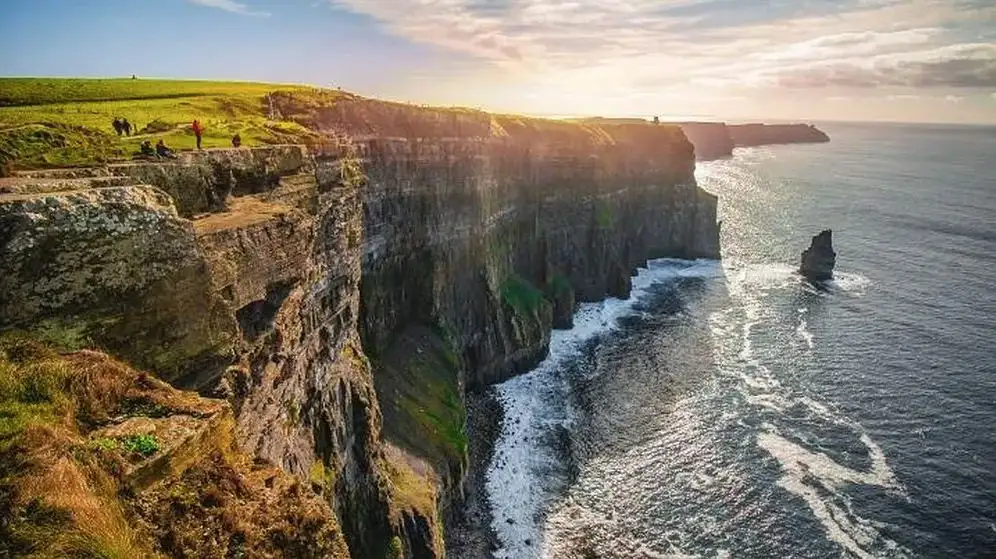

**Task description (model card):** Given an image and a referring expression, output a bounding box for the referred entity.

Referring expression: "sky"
[1,0,995,124]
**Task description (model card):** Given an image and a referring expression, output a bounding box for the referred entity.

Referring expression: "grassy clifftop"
[0,78,343,170]
[0,78,688,173]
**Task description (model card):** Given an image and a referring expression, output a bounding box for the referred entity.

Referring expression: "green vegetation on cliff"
[0,78,343,170]
[595,201,615,229]
[548,274,572,298]
[373,326,467,473]
[501,274,546,316]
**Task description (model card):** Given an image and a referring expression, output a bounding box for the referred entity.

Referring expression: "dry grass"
[193,196,299,234]
[136,450,350,559]
[0,335,154,558]
[0,333,349,558]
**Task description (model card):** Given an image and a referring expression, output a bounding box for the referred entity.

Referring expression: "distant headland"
[678,122,830,160]
[579,117,830,161]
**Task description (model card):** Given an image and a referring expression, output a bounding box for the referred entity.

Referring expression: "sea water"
[485,122,996,558]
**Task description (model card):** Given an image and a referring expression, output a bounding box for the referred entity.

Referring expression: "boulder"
[800,229,836,281]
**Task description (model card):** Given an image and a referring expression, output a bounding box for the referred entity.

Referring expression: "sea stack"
[800,229,836,281]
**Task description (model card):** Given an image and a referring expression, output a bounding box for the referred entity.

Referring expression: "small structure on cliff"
[800,229,836,281]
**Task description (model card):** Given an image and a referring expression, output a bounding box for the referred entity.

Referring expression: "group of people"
[139,139,177,159]
[112,117,134,136]
[132,119,244,159]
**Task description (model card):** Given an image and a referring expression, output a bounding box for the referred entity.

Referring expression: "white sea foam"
[757,425,906,559]
[829,271,873,296]
[486,259,720,558]
[720,260,905,558]
[488,249,889,557]
[796,308,815,349]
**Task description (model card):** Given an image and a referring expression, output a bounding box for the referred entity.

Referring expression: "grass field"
[0,78,337,170]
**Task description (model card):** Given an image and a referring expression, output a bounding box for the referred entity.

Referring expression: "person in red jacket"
[192,119,204,150]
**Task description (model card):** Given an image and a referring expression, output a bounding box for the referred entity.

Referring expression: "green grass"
[120,433,159,457]
[548,274,572,296]
[375,328,468,470]
[501,274,545,316]
[595,201,614,228]
[386,536,405,559]
[308,460,337,494]
[0,78,293,106]
[0,333,73,447]
[397,355,468,461]
[0,78,336,169]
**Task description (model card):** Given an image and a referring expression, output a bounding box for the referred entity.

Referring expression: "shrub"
[120,434,159,457]
[501,275,545,316]
[387,536,404,559]
[139,119,172,134]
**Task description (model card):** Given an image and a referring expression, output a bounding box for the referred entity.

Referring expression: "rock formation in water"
[800,229,837,281]
[1,96,721,557]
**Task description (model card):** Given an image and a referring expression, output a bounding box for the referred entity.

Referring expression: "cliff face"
[2,96,721,558]
[679,122,735,160]
[0,145,412,557]
[356,126,719,386]
[729,123,830,147]
[278,97,721,523]
[678,122,829,160]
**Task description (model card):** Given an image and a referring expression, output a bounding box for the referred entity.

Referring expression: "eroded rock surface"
[2,97,724,558]
[800,229,837,281]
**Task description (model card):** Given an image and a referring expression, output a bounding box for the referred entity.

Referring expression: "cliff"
[678,122,829,160]
[728,123,830,147]
[678,122,736,160]
[1,144,416,557]
[1,92,720,557]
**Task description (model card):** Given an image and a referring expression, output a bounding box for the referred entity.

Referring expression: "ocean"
[484,122,996,558]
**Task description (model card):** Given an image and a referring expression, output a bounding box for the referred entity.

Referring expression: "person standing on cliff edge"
[192,119,204,150]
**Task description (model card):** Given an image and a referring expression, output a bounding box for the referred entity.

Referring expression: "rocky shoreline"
[445,389,503,557]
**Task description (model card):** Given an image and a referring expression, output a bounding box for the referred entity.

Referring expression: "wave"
[797,308,815,349]
[827,271,873,297]
[485,259,721,558]
[757,425,907,559]
[721,261,906,558]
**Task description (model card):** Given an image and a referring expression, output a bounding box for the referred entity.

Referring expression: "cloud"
[768,43,996,88]
[326,0,996,97]
[887,94,920,100]
[188,0,269,16]
[945,94,964,102]
[761,28,942,62]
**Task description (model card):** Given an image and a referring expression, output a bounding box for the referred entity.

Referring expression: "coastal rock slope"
[1,95,721,557]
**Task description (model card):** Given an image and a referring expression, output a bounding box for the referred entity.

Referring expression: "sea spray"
[485,259,721,558]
